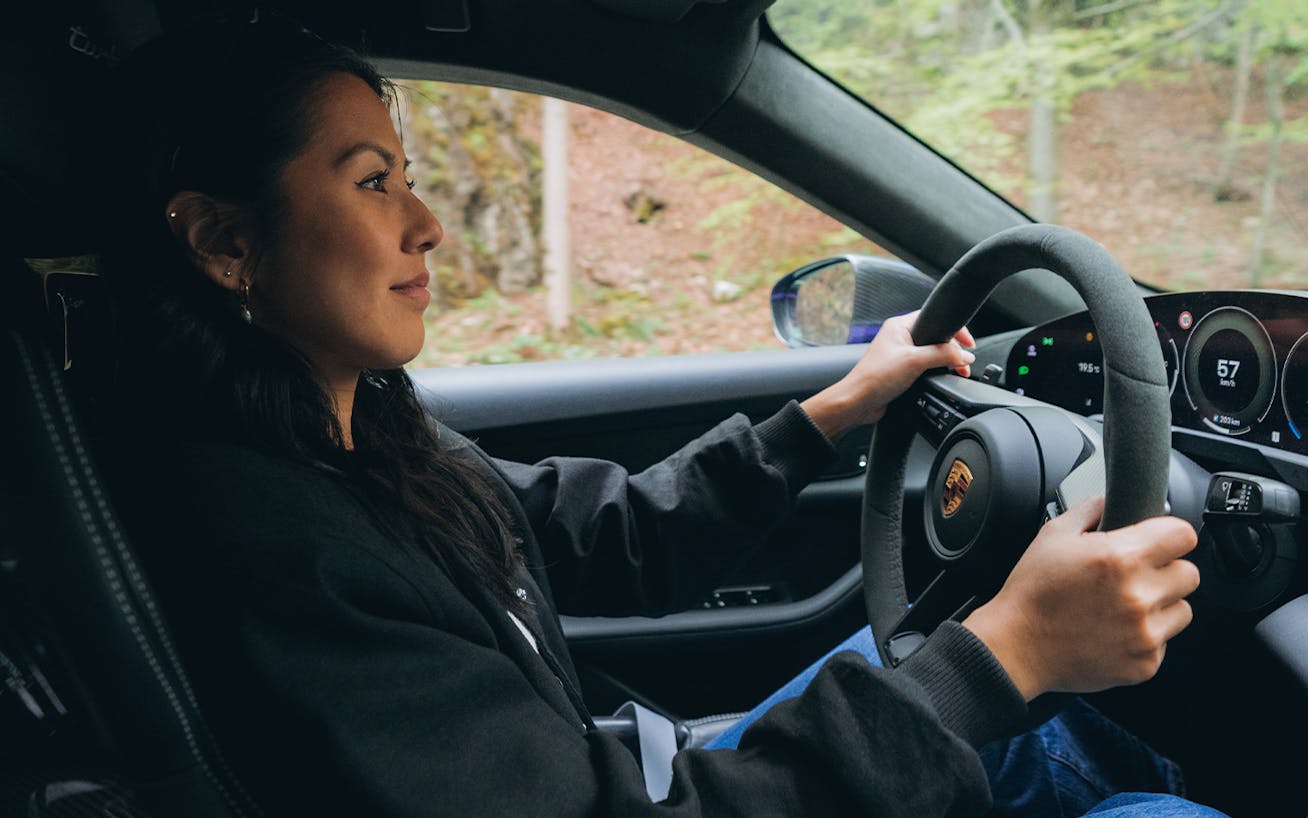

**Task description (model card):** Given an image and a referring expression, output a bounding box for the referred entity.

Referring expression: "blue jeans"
[703,626,1229,818]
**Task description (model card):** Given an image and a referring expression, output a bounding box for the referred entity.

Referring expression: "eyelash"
[360,169,417,192]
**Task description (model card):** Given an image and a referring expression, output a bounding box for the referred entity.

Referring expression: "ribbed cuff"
[897,620,1027,748]
[753,400,839,491]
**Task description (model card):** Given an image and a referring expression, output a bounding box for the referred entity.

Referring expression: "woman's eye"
[405,175,416,190]
[360,170,391,192]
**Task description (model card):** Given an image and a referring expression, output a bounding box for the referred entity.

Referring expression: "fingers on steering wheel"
[915,314,978,374]
[925,334,974,375]
[1059,495,1107,532]
[1154,597,1195,645]
[1134,516,1199,566]
[953,325,976,349]
[1158,555,1202,600]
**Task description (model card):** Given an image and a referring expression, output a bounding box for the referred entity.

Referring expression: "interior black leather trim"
[413,346,864,433]
[4,328,263,818]
[560,564,862,647]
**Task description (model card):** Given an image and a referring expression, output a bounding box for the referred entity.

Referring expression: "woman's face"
[251,73,442,387]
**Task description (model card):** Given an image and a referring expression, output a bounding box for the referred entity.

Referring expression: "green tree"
[773,0,1241,222]
[1240,0,1308,283]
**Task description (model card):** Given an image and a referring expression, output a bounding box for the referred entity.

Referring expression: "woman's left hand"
[799,310,975,443]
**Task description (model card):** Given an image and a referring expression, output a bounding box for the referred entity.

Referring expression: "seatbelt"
[612,701,678,802]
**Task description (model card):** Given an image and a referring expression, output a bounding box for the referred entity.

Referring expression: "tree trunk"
[542,96,572,332]
[485,88,542,294]
[989,0,1023,47]
[1215,22,1256,200]
[1249,56,1287,286]
[940,0,960,40]
[1027,1,1061,223]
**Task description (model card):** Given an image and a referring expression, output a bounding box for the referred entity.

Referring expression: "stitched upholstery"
[0,318,264,817]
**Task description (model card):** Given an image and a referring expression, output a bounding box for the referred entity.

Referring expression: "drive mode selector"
[1182,307,1277,435]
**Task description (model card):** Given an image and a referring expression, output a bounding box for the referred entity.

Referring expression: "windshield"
[770,1,1308,292]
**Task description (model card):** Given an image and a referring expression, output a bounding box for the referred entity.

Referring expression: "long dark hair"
[99,17,531,618]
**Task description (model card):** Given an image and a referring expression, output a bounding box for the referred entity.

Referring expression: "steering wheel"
[863,224,1173,669]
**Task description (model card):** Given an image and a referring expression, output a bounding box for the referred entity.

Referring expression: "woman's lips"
[391,274,432,305]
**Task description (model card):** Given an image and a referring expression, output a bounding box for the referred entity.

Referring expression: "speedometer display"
[1181,307,1276,435]
[1005,291,1308,455]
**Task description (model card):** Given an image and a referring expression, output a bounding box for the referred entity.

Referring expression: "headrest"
[0,5,145,258]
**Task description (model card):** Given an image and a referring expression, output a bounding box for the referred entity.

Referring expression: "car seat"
[0,4,264,816]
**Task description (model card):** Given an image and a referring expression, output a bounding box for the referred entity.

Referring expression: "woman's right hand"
[961,496,1201,701]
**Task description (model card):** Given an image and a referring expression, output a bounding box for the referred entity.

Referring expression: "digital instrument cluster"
[1005,291,1308,455]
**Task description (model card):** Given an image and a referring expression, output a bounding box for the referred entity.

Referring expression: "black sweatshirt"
[123,401,1026,817]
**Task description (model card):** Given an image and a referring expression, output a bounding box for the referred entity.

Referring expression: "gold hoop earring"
[239,279,253,324]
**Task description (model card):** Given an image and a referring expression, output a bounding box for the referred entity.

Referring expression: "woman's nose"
[408,192,443,253]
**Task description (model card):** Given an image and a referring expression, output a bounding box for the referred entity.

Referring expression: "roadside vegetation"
[402,0,1307,368]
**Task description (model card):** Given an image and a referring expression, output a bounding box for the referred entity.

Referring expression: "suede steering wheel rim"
[862,223,1172,669]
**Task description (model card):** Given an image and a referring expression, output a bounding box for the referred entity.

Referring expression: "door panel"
[413,346,878,717]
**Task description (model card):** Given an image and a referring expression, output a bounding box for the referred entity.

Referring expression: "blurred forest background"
[402,0,1308,368]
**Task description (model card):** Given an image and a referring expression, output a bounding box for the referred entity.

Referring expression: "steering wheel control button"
[915,393,963,439]
[1043,500,1063,523]
[1182,307,1277,435]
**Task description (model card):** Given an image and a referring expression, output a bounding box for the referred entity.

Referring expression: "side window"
[395,81,885,366]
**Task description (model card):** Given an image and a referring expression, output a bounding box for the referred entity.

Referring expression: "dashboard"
[1001,290,1307,619]
[1005,290,1308,456]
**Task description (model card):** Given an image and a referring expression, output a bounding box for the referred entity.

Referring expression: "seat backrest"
[0,5,267,816]
[0,284,265,818]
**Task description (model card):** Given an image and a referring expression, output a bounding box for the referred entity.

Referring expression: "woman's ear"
[164,191,255,293]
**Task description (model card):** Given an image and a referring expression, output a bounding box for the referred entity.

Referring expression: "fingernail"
[961,350,976,363]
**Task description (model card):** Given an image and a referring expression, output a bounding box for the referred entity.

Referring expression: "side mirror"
[770,255,937,347]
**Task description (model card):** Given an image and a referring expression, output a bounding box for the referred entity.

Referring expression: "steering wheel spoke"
[882,567,983,666]
[912,372,1112,514]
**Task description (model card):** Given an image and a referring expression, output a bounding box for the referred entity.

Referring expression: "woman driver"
[98,16,1225,818]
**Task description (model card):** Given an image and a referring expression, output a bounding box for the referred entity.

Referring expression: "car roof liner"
[281,0,767,134]
[137,0,769,134]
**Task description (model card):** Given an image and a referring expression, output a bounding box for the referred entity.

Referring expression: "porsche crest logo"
[941,459,973,517]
